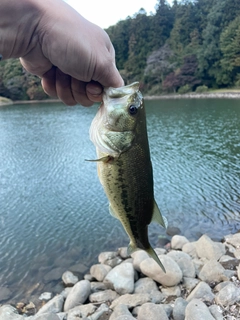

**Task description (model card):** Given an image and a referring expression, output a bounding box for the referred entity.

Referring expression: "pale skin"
[0,0,124,106]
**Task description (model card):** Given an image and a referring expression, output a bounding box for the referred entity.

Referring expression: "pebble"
[104,262,135,294]
[215,282,240,306]
[36,295,64,315]
[186,281,215,302]
[171,235,189,249]
[39,292,52,301]
[198,259,228,282]
[90,264,112,282]
[109,304,135,320]
[138,302,169,320]
[172,297,188,320]
[195,235,226,260]
[185,298,215,320]
[140,255,182,286]
[3,232,240,320]
[64,280,91,311]
[62,270,78,286]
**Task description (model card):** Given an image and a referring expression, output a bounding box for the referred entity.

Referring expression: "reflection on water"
[0,99,239,303]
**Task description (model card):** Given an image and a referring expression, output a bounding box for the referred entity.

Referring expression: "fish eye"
[129,105,138,115]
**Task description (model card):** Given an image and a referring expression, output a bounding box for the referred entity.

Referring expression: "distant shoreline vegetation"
[1,0,240,101]
[1,90,240,107]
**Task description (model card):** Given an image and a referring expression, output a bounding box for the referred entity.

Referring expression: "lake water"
[0,98,239,303]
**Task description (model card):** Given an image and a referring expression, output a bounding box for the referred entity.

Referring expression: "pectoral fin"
[85,155,114,163]
[152,200,167,228]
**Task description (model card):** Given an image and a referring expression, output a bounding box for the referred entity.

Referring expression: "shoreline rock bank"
[1,233,240,319]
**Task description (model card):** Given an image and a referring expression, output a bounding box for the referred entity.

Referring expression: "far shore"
[1,90,240,107]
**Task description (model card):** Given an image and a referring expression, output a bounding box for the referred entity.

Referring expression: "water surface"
[0,99,239,302]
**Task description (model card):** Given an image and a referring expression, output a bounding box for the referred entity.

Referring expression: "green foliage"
[0,59,47,100]
[195,85,208,93]
[178,84,191,94]
[1,0,240,99]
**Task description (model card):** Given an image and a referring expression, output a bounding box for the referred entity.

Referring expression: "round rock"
[140,255,183,286]
[64,280,91,311]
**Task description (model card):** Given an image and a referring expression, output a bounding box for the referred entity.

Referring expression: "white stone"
[140,255,183,286]
[64,280,91,311]
[171,235,189,249]
[104,262,134,294]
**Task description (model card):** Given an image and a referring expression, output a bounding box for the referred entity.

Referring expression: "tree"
[144,44,175,85]
[219,15,240,85]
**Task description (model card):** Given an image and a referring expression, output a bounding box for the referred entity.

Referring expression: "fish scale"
[89,82,167,272]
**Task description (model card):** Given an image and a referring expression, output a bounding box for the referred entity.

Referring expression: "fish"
[89,82,166,272]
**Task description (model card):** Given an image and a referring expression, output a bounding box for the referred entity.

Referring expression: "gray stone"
[215,283,240,306]
[224,233,240,247]
[56,313,67,320]
[198,259,228,282]
[195,235,226,260]
[134,277,158,294]
[182,241,198,258]
[89,289,119,303]
[60,287,72,299]
[62,271,78,286]
[90,281,107,293]
[192,258,204,275]
[209,305,224,320]
[0,305,23,320]
[39,292,52,301]
[140,255,183,286]
[0,287,12,301]
[88,303,110,320]
[90,264,112,282]
[104,262,134,294]
[84,274,94,281]
[219,254,236,262]
[238,264,240,280]
[186,281,215,303]
[162,304,173,318]
[161,285,181,297]
[37,295,64,315]
[138,302,169,320]
[67,304,97,319]
[33,313,60,320]
[98,251,117,263]
[110,293,151,309]
[149,291,165,303]
[44,267,65,282]
[171,235,189,249]
[214,281,232,292]
[183,277,200,293]
[134,279,164,303]
[167,250,196,278]
[109,304,135,320]
[185,299,215,320]
[64,280,91,311]
[172,297,188,320]
[118,247,129,259]
[98,251,122,267]
[131,250,149,272]
[154,247,167,255]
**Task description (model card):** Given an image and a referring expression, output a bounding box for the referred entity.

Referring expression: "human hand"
[0,0,124,106]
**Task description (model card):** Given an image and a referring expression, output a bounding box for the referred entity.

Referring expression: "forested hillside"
[0,0,240,100]
[107,0,240,94]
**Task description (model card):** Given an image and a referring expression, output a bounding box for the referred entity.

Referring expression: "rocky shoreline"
[1,233,240,320]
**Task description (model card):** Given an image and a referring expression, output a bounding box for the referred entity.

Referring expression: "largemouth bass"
[89,82,166,272]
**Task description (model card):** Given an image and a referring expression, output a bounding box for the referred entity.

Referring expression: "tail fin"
[145,247,166,273]
[128,242,166,273]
